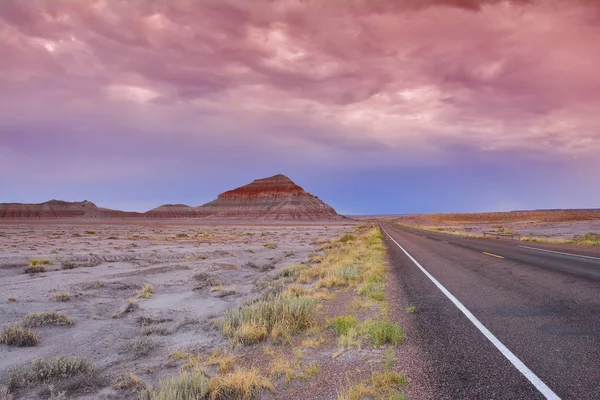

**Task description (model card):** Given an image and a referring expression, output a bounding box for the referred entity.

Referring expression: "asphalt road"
[381,223,600,400]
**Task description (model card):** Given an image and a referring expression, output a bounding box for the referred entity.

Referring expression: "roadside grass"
[220,294,317,345]
[396,223,485,239]
[0,324,39,347]
[522,232,600,247]
[333,315,358,335]
[206,349,236,374]
[208,368,274,399]
[363,320,405,347]
[140,370,207,400]
[22,312,75,327]
[338,369,408,400]
[140,368,273,400]
[155,225,408,399]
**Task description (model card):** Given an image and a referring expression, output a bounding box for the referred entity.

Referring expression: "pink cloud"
[1,0,600,182]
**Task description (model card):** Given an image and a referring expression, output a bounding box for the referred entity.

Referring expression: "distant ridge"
[1,174,344,221]
[0,200,142,219]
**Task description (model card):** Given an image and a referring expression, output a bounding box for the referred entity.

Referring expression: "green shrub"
[0,324,38,347]
[334,315,358,336]
[339,234,356,243]
[364,320,404,346]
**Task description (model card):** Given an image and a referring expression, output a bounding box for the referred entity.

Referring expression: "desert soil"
[393,213,600,240]
[0,222,354,399]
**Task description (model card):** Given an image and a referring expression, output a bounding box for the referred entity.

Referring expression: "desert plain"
[0,222,347,397]
[1,220,424,400]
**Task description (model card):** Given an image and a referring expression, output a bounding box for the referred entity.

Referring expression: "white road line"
[381,226,561,400]
[518,245,600,261]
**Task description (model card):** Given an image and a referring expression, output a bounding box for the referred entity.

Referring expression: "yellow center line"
[483,251,505,259]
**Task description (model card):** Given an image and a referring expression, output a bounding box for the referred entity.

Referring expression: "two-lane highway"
[382,223,600,399]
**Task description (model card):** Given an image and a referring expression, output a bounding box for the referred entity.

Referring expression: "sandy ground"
[389,216,600,240]
[420,220,600,239]
[0,222,354,399]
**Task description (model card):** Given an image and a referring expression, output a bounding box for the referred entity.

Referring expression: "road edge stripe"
[381,225,561,400]
[483,251,505,259]
[518,245,600,261]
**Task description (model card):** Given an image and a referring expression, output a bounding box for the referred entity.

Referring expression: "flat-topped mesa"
[218,174,307,199]
[195,174,343,220]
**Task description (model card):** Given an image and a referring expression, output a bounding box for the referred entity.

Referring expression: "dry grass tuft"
[0,324,39,347]
[28,259,51,266]
[7,296,16,302]
[22,312,74,327]
[269,354,296,384]
[207,368,274,400]
[120,336,157,359]
[114,299,139,318]
[113,373,145,391]
[52,292,70,302]
[206,349,236,374]
[221,294,317,345]
[9,356,95,391]
[24,265,45,274]
[137,284,154,299]
[263,243,278,249]
[338,369,407,400]
[0,385,11,400]
[140,371,207,400]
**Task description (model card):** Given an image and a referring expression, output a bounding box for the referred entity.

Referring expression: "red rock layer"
[194,174,343,220]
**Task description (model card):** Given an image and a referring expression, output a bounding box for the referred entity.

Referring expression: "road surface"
[381,223,600,400]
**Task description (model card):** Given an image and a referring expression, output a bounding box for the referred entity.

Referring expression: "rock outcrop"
[194,174,343,220]
[0,200,141,219]
[145,204,197,218]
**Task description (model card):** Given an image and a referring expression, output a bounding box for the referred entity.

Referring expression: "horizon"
[2,0,600,214]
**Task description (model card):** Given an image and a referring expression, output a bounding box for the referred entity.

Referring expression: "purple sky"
[1,0,599,214]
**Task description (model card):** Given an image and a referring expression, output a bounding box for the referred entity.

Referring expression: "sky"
[1,0,599,215]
